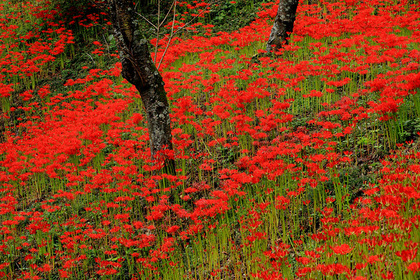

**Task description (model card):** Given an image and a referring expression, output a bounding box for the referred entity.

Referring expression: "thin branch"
[158,0,176,28]
[134,0,176,31]
[102,33,111,55]
[85,52,96,64]
[156,0,218,70]
[157,0,177,70]
[129,0,219,69]
[172,0,216,37]
[154,0,161,64]
[135,12,158,30]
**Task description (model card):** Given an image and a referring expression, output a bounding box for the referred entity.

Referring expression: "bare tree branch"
[157,0,177,70]
[157,0,219,69]
[154,0,161,64]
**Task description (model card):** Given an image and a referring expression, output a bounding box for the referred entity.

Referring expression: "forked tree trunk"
[107,0,175,174]
[266,0,299,53]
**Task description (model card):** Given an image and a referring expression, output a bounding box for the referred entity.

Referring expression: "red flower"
[396,249,418,262]
[331,243,353,255]
[166,225,180,234]
[408,262,420,273]
[275,196,290,210]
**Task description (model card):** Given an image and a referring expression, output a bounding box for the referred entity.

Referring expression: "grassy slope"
[0,0,420,279]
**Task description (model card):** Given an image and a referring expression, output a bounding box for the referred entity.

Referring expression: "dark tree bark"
[266,0,299,53]
[107,0,175,174]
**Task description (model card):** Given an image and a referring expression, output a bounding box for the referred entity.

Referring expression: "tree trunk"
[266,0,299,53]
[107,0,175,174]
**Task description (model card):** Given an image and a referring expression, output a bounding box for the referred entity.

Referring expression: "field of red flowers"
[1,0,420,279]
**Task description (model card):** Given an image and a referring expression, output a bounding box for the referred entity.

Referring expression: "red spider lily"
[1,0,420,278]
[331,243,353,255]
[408,262,420,273]
[166,225,180,234]
[275,196,290,210]
[316,263,351,276]
[396,248,418,262]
